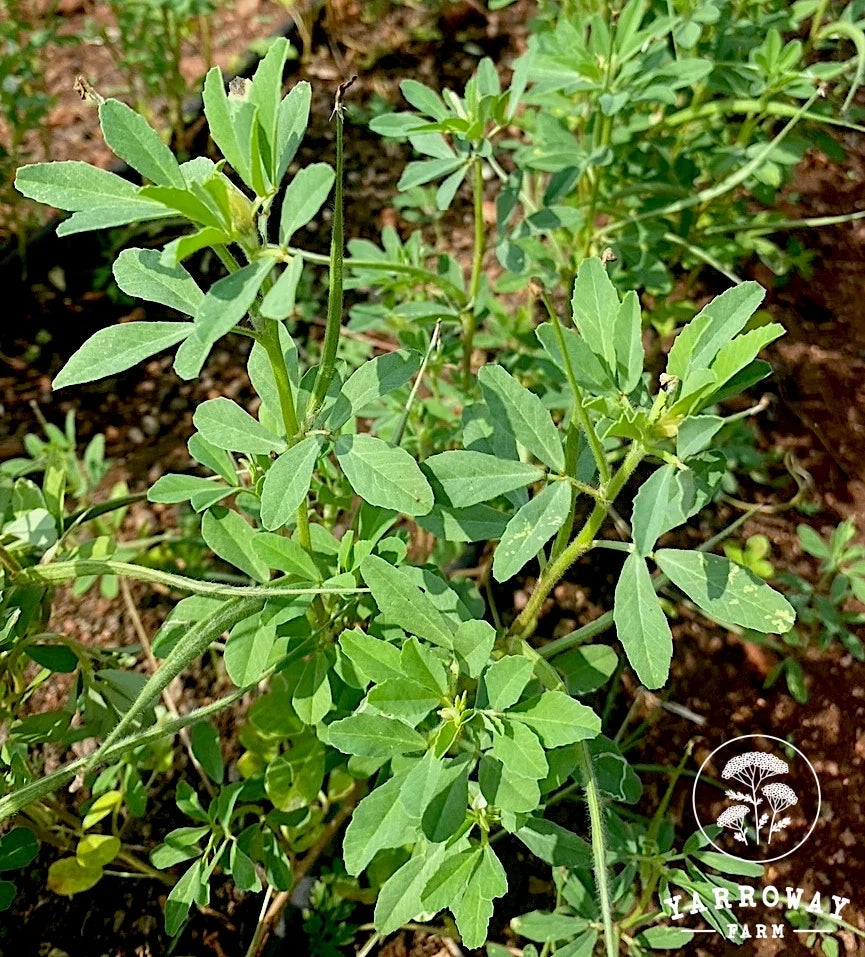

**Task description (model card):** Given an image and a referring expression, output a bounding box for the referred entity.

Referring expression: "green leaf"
[162,226,232,265]
[148,474,232,512]
[76,834,121,869]
[422,846,481,913]
[614,551,673,689]
[113,248,204,316]
[424,450,544,508]
[164,859,205,935]
[638,927,695,949]
[335,434,433,517]
[536,322,614,396]
[55,200,174,236]
[15,161,137,210]
[279,163,335,244]
[416,503,509,543]
[260,436,321,530]
[400,637,448,694]
[482,656,534,711]
[613,290,643,393]
[202,67,253,187]
[326,712,426,758]
[401,79,449,119]
[493,481,571,582]
[225,615,277,686]
[422,760,470,842]
[249,37,291,178]
[554,645,618,695]
[512,911,591,943]
[202,506,270,583]
[509,692,600,747]
[676,415,723,459]
[479,365,564,471]
[53,322,192,390]
[338,628,404,684]
[571,257,619,375]
[47,857,102,896]
[139,184,226,229]
[452,620,496,678]
[666,282,765,386]
[343,771,414,874]
[175,259,273,379]
[276,81,312,184]
[704,323,784,398]
[451,845,506,949]
[149,827,208,869]
[655,549,796,633]
[332,350,421,429]
[374,845,447,936]
[0,829,38,872]
[82,790,123,829]
[190,721,224,783]
[514,818,592,868]
[479,755,540,812]
[293,651,334,724]
[0,881,16,911]
[360,555,454,649]
[265,737,326,812]
[99,99,185,187]
[252,532,319,580]
[229,843,261,892]
[491,721,548,780]
[193,397,284,455]
[399,157,465,190]
[692,851,763,877]
[260,257,303,320]
[368,678,440,724]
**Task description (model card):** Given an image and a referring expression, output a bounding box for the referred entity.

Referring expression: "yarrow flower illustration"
[717,750,798,848]
[717,804,750,844]
[762,781,798,842]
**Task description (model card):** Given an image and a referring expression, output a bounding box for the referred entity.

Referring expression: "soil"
[2,2,865,957]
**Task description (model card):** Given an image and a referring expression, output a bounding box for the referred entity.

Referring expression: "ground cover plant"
[0,34,810,955]
[3,5,864,955]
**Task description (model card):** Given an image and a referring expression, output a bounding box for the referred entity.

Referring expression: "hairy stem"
[460,156,486,389]
[510,442,645,640]
[15,560,366,598]
[306,106,345,422]
[579,740,617,957]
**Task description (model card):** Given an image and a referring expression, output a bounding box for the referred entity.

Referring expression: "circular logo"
[692,734,821,864]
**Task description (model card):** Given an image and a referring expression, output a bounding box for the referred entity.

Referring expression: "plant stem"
[0,678,265,823]
[510,442,645,640]
[460,156,486,389]
[579,740,617,957]
[306,100,345,423]
[15,560,367,599]
[540,289,610,484]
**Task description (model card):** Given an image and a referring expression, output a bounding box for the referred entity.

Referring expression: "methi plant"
[5,39,798,954]
[371,0,865,313]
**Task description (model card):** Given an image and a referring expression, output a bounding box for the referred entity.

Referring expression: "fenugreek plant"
[3,38,799,954]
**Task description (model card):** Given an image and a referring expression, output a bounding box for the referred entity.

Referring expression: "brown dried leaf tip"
[331,75,358,120]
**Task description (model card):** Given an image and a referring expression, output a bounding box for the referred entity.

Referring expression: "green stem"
[510,443,645,640]
[460,157,486,390]
[659,97,865,134]
[307,109,345,422]
[0,680,261,824]
[540,290,610,484]
[283,247,467,305]
[579,740,617,957]
[14,560,368,598]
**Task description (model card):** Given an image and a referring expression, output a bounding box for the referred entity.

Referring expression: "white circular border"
[692,733,822,865]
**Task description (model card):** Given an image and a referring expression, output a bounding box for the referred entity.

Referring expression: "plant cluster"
[0,18,848,957]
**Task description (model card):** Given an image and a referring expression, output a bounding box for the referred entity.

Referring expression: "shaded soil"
[2,3,865,957]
